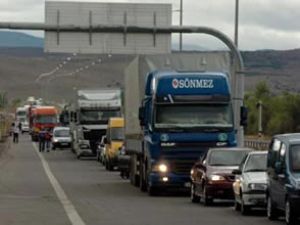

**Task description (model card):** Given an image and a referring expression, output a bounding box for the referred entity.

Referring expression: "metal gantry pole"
[179,0,183,51]
[234,0,239,46]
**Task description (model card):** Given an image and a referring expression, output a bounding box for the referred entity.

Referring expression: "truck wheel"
[148,185,158,196]
[285,198,297,225]
[191,183,200,203]
[140,162,147,192]
[267,195,278,220]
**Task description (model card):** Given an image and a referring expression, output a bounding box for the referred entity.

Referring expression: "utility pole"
[179,0,183,51]
[234,0,239,46]
[257,100,263,137]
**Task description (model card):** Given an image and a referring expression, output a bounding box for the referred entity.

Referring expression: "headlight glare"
[209,174,225,181]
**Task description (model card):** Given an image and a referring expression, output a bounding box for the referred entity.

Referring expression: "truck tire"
[140,161,147,192]
[285,198,297,225]
[130,155,139,187]
[267,195,278,220]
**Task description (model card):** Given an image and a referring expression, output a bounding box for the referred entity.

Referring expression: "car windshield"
[209,150,249,166]
[110,127,124,141]
[80,110,120,124]
[290,145,300,172]
[54,129,70,137]
[36,115,57,124]
[243,153,267,172]
[155,104,233,130]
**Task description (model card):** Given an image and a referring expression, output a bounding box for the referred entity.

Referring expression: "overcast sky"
[1,0,300,50]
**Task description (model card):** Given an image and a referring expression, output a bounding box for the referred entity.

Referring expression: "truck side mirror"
[275,161,283,174]
[138,106,145,126]
[240,106,248,127]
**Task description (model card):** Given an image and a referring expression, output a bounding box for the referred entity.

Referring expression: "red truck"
[30,106,59,141]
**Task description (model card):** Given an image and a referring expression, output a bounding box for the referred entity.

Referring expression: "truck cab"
[137,71,237,194]
[104,117,125,171]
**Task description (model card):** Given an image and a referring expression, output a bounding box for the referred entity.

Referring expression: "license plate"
[61,143,69,146]
[184,182,191,188]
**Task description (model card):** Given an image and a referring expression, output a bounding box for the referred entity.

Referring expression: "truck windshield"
[243,154,267,172]
[36,115,57,124]
[80,110,120,124]
[110,127,124,141]
[17,111,26,117]
[209,150,249,166]
[155,104,233,130]
[290,145,300,172]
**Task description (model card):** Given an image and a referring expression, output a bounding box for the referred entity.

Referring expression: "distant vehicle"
[96,135,106,163]
[103,117,125,171]
[267,134,300,225]
[16,106,29,133]
[190,147,252,205]
[52,127,71,150]
[69,89,122,159]
[30,106,59,141]
[232,151,268,214]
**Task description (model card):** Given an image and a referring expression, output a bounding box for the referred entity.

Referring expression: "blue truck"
[124,53,246,195]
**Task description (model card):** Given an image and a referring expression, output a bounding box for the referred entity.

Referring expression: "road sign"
[44,2,172,54]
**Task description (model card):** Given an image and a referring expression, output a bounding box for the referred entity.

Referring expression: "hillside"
[0,31,43,48]
[0,31,299,103]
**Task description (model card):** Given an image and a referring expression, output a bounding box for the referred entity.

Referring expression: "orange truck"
[30,106,59,141]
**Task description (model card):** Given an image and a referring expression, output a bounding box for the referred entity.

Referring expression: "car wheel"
[241,197,250,215]
[191,183,200,203]
[267,195,278,220]
[285,198,297,225]
[203,186,213,206]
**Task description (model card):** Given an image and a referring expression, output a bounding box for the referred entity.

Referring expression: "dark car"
[190,147,252,205]
[267,134,300,225]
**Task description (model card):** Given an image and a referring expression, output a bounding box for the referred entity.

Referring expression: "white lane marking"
[33,144,86,225]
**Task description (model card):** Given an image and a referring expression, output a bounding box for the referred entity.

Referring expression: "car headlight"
[53,138,59,143]
[209,175,226,181]
[248,183,267,191]
[152,163,169,173]
[190,169,194,175]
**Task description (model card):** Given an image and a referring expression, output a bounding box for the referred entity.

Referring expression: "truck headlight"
[152,163,169,173]
[209,175,226,181]
[248,183,267,191]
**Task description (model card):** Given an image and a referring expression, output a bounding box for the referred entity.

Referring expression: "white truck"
[16,106,29,133]
[69,89,122,159]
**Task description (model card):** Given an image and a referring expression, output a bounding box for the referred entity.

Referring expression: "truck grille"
[83,129,106,141]
[169,159,198,175]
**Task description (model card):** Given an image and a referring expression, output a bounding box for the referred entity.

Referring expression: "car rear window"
[209,150,249,166]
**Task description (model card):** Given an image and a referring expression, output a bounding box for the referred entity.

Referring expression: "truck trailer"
[124,53,246,195]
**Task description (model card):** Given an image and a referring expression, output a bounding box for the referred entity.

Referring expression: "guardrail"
[244,139,270,150]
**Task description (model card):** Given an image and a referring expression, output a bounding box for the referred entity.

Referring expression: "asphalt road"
[0,135,284,225]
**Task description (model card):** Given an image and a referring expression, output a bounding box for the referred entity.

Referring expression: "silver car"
[52,127,71,150]
[233,151,268,214]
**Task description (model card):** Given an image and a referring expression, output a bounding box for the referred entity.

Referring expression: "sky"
[1,0,300,50]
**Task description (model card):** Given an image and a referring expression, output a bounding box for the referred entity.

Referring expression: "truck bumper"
[149,172,191,189]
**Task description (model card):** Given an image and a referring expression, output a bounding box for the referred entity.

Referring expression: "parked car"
[96,135,106,163]
[232,151,268,214]
[190,147,252,205]
[51,126,71,150]
[267,134,300,225]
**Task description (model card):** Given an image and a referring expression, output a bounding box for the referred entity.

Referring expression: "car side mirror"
[138,106,145,126]
[232,169,242,175]
[240,106,248,127]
